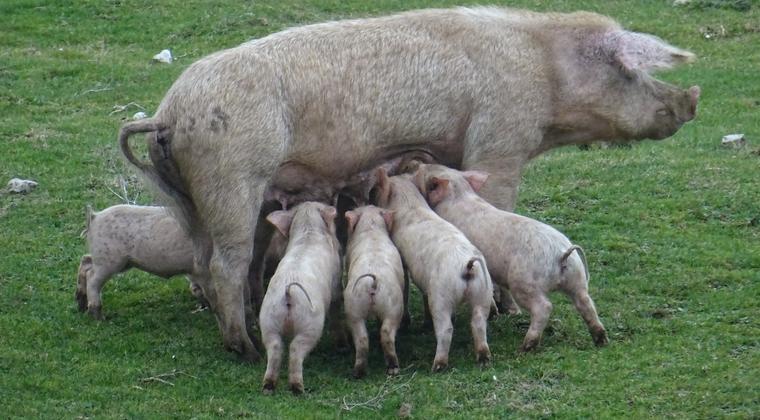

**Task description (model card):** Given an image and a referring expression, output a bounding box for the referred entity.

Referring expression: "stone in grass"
[132,111,148,120]
[721,133,747,148]
[7,178,38,194]
[152,49,172,64]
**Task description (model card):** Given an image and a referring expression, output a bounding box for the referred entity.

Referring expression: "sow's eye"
[656,107,672,117]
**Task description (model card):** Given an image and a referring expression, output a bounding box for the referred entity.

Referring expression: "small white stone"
[132,111,148,120]
[721,134,746,148]
[7,178,38,193]
[152,49,173,64]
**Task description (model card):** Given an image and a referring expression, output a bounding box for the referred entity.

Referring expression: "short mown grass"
[1,0,758,417]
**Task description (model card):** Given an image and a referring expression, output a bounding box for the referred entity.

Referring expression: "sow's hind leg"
[180,132,285,362]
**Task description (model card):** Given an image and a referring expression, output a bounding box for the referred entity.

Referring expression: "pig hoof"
[352,365,367,379]
[519,341,538,353]
[507,307,522,316]
[593,329,609,347]
[432,360,448,373]
[75,292,88,312]
[386,366,400,376]
[289,382,304,395]
[87,306,103,321]
[262,379,276,395]
[477,351,492,367]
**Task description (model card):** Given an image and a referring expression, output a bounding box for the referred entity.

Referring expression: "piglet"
[375,169,492,371]
[343,205,405,378]
[259,202,342,395]
[412,164,608,351]
[76,204,206,320]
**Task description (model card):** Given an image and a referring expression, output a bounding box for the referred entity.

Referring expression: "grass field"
[1,0,758,417]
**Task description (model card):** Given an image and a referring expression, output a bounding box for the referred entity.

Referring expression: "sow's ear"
[427,177,451,207]
[461,170,489,193]
[603,30,695,73]
[344,210,359,234]
[266,210,294,238]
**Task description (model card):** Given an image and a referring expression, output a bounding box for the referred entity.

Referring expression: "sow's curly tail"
[118,118,196,225]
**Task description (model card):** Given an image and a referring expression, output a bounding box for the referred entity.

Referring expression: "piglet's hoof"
[352,365,367,379]
[262,380,276,395]
[519,340,539,353]
[87,306,103,321]
[477,351,492,367]
[431,360,448,373]
[386,366,400,376]
[289,382,304,395]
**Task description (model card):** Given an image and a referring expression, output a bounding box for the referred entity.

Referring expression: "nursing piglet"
[375,170,492,371]
[343,205,405,378]
[412,164,608,351]
[259,202,342,395]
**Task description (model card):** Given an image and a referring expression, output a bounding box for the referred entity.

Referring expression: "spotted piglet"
[412,164,608,351]
[76,204,207,320]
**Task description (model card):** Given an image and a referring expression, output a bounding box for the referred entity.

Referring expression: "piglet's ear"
[461,170,489,193]
[345,210,359,234]
[427,177,451,207]
[412,168,427,196]
[380,210,394,232]
[374,168,392,206]
[605,30,695,73]
[320,206,337,227]
[266,210,293,238]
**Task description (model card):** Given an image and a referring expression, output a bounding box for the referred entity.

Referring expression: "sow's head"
[556,25,700,143]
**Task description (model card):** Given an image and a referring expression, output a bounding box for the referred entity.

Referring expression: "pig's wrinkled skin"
[119,7,698,361]
[375,170,492,371]
[258,202,342,395]
[75,205,207,320]
[343,206,405,378]
[413,164,608,351]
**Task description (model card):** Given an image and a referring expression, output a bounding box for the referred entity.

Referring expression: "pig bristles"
[560,245,590,281]
[285,282,314,310]
[350,274,378,294]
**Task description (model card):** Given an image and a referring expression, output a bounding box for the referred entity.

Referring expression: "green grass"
[1,0,758,417]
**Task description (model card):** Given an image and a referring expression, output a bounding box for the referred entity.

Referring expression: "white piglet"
[375,170,493,372]
[343,205,405,378]
[259,202,342,395]
[412,164,608,351]
[76,204,206,320]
